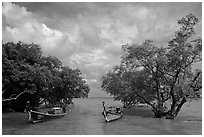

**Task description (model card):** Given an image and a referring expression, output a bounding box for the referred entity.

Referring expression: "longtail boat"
[28,107,66,123]
[102,102,123,122]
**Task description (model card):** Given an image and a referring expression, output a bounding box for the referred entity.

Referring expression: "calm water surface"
[2,97,202,135]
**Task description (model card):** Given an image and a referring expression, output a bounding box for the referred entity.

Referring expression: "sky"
[2,2,202,97]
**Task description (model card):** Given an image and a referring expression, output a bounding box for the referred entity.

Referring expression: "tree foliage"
[2,41,90,111]
[101,14,202,118]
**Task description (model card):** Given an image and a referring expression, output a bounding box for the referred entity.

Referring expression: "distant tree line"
[101,14,202,119]
[2,41,90,112]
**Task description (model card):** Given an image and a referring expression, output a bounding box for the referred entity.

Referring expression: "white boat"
[102,102,123,122]
[28,107,66,123]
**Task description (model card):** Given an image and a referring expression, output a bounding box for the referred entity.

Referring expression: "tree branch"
[2,91,27,102]
[134,91,155,109]
[2,90,6,95]
[192,71,201,82]
[170,67,182,104]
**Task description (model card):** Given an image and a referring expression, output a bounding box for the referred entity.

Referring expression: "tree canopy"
[2,41,90,111]
[101,14,202,119]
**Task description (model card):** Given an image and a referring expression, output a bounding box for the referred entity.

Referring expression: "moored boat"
[28,107,66,123]
[102,102,123,122]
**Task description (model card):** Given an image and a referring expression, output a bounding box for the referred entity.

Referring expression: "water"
[2,97,202,135]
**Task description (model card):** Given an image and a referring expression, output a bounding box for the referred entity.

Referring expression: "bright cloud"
[70,49,107,69]
[2,2,202,97]
[2,2,75,59]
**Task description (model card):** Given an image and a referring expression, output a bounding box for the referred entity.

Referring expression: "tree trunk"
[174,97,186,116]
[152,108,168,118]
[152,97,187,119]
[165,97,187,119]
[123,101,128,108]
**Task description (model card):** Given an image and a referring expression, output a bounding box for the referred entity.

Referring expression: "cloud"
[70,49,106,67]
[2,3,76,60]
[69,49,108,79]
[2,2,202,97]
[76,14,102,47]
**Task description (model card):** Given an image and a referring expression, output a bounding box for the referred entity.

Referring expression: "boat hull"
[105,112,123,122]
[102,110,123,122]
[102,102,123,122]
[28,110,66,123]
